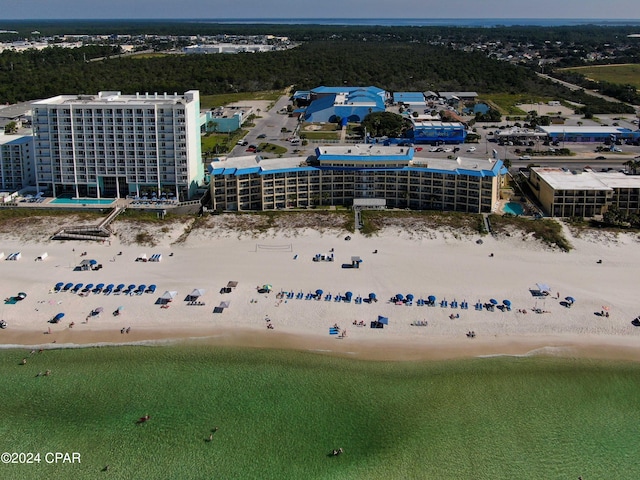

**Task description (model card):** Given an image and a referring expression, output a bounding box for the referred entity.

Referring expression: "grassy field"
[200,91,285,110]
[559,64,640,89]
[477,94,545,115]
[4,346,639,479]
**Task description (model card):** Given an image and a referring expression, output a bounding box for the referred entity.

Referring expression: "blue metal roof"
[393,92,425,103]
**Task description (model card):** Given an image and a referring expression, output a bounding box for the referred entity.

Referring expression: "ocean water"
[199,18,640,27]
[3,346,640,479]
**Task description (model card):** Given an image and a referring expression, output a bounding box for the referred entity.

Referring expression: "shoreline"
[3,326,640,362]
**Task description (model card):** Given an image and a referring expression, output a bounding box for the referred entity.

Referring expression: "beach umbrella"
[64,282,73,291]
[263,284,272,291]
[147,285,157,294]
[345,291,353,299]
[396,294,404,301]
[315,289,323,296]
[368,292,376,299]
[17,292,27,299]
[406,294,414,301]
[85,283,94,291]
[117,306,124,312]
[89,259,97,265]
[565,296,575,304]
[127,284,136,291]
[55,282,64,290]
[160,291,177,300]
[53,312,65,321]
[489,298,498,305]
[92,307,104,316]
[116,284,125,291]
[503,299,511,307]
[73,283,83,291]
[189,288,205,298]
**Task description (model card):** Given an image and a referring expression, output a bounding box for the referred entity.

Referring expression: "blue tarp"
[378,315,389,325]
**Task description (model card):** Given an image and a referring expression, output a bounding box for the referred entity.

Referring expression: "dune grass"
[2,346,639,479]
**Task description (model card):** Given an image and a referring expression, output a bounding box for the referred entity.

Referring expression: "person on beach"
[126,327,131,334]
[21,357,27,365]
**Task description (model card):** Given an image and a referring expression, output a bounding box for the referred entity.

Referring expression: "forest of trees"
[0,23,636,115]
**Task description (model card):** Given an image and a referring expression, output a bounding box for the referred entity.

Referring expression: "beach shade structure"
[54,282,64,292]
[536,283,551,294]
[113,306,124,316]
[94,283,104,293]
[160,291,178,303]
[104,284,114,294]
[263,284,272,292]
[315,289,324,297]
[226,281,238,289]
[72,283,83,293]
[16,292,27,300]
[63,282,74,291]
[115,284,125,292]
[91,307,104,316]
[89,259,97,265]
[136,284,146,294]
[428,295,436,302]
[396,294,404,301]
[369,292,376,300]
[565,296,575,304]
[146,284,156,294]
[503,300,512,307]
[378,315,389,325]
[188,288,206,300]
[50,312,65,323]
[489,298,498,305]
[406,294,414,301]
[84,283,94,292]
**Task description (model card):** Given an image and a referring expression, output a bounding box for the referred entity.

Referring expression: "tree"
[4,121,17,134]
[361,111,406,138]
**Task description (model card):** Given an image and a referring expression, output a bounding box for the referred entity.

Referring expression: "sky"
[0,0,639,21]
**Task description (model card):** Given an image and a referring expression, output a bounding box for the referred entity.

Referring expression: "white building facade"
[0,133,35,191]
[32,90,202,200]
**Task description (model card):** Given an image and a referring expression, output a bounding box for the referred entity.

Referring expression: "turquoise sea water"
[50,197,115,205]
[2,346,640,479]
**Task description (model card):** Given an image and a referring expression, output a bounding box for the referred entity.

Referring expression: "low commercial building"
[528,167,640,217]
[209,145,503,213]
[409,121,467,144]
[537,125,640,143]
[303,86,386,123]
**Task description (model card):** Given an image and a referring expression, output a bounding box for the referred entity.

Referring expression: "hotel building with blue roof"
[209,145,504,212]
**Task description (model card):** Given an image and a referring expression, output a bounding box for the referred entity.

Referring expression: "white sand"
[1,220,640,360]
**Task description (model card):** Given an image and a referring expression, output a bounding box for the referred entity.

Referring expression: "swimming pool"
[50,197,115,206]
[503,202,524,215]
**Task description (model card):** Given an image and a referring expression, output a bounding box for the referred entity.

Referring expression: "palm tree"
[623,160,639,175]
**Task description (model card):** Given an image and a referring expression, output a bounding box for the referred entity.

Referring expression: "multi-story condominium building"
[209,145,504,212]
[32,90,203,200]
[0,133,34,191]
[528,167,640,217]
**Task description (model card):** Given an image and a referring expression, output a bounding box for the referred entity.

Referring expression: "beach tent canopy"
[378,315,389,325]
[160,291,178,300]
[536,283,551,293]
[80,259,92,266]
[189,288,206,298]
[227,281,238,288]
[219,301,231,308]
[262,284,272,291]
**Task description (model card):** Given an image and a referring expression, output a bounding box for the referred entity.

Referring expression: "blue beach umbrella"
[116,284,125,291]
[316,289,323,296]
[53,312,65,321]
[428,295,436,302]
[489,298,498,305]
[396,294,404,301]
[368,293,376,299]
[89,259,97,265]
[565,296,575,304]
[55,282,64,290]
[85,283,94,291]
[378,315,389,325]
[503,299,511,306]
[64,283,73,291]
[406,294,414,301]
[127,284,136,291]
[345,291,353,299]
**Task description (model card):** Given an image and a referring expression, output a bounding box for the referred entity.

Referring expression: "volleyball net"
[255,243,293,252]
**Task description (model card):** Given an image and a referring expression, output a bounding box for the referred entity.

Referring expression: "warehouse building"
[303,86,386,123]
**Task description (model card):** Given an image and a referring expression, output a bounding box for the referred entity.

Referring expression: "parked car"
[257,134,266,139]
[519,155,531,160]
[466,146,477,152]
[595,156,607,160]
[236,139,246,145]
[443,147,453,153]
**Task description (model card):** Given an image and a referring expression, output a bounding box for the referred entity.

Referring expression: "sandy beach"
[1,216,640,360]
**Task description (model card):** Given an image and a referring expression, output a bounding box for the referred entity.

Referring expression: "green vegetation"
[201,132,241,157]
[300,131,339,140]
[489,214,572,251]
[258,142,287,155]
[479,94,549,115]
[559,64,640,90]
[200,90,285,109]
[360,210,485,237]
[361,112,407,138]
[2,346,640,479]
